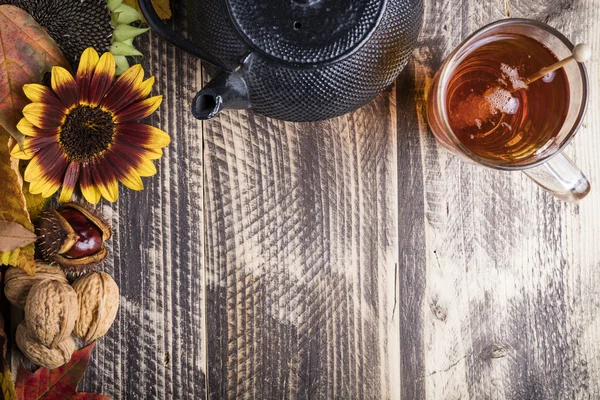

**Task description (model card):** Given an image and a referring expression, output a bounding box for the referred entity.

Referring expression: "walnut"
[16,322,75,369]
[24,279,79,349]
[72,272,119,342]
[4,263,67,309]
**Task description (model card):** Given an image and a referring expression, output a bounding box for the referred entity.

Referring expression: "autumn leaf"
[0,312,16,400]
[0,128,35,274]
[0,5,70,145]
[0,221,36,252]
[123,0,171,21]
[15,343,110,400]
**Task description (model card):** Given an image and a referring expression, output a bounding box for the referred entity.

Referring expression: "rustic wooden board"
[401,0,600,399]
[79,6,207,399]
[75,0,600,398]
[203,89,401,398]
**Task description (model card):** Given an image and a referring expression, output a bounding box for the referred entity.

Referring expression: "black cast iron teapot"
[139,0,423,122]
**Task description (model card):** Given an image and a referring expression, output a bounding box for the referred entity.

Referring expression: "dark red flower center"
[59,105,115,162]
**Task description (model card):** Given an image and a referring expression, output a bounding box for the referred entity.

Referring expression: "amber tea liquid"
[446,34,570,163]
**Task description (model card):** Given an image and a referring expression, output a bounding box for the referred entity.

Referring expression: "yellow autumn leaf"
[0,128,35,275]
[123,0,171,20]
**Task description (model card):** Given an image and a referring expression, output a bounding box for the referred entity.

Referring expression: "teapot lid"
[226,0,386,67]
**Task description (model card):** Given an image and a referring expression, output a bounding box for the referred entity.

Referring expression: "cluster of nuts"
[5,263,119,369]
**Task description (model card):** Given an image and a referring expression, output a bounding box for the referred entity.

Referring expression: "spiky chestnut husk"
[37,202,111,277]
[0,0,112,65]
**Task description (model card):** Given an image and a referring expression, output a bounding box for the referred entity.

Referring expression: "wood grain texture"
[79,5,207,399]
[203,88,400,399]
[401,0,600,399]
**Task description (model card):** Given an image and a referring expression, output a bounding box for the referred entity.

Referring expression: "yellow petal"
[97,178,119,202]
[144,147,163,160]
[81,183,102,205]
[116,95,163,122]
[145,126,171,148]
[138,76,155,99]
[10,143,34,160]
[136,156,157,177]
[51,66,78,108]
[118,168,144,191]
[77,48,100,80]
[22,103,65,129]
[22,84,63,111]
[29,177,60,198]
[23,156,45,182]
[89,52,117,105]
[120,63,144,85]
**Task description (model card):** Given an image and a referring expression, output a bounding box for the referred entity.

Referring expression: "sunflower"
[11,47,170,205]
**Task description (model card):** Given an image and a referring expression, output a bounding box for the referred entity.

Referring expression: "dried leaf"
[0,128,34,274]
[15,343,110,400]
[0,5,70,144]
[123,0,171,21]
[0,221,36,252]
[0,312,16,400]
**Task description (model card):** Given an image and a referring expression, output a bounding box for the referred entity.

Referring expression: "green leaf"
[114,3,142,24]
[112,24,149,42]
[110,42,143,57]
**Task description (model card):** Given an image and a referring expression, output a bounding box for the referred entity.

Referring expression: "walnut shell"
[16,322,75,369]
[25,279,79,349]
[72,272,119,342]
[4,263,67,309]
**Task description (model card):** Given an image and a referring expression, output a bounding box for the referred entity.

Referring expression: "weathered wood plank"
[79,4,207,399]
[401,0,600,399]
[203,88,400,398]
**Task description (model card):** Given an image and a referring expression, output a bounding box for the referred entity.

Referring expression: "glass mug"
[427,18,589,202]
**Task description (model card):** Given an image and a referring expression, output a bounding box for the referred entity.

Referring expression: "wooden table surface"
[78,0,600,398]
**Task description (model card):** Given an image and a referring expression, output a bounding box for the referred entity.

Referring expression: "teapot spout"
[192,71,250,120]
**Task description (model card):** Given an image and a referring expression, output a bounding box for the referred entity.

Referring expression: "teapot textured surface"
[142,0,424,122]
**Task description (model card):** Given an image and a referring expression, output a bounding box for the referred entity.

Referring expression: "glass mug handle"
[523,152,590,202]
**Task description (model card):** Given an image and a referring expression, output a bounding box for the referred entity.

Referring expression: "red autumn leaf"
[0,5,70,144]
[15,343,111,400]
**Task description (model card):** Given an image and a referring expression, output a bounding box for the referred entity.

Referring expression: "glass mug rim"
[433,18,589,171]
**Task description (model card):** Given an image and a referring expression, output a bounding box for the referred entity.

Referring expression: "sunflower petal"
[115,96,162,123]
[80,164,102,204]
[89,52,116,105]
[117,123,170,149]
[58,162,80,203]
[10,144,34,160]
[104,149,144,190]
[135,155,157,177]
[90,162,119,202]
[22,103,65,129]
[22,84,66,111]
[17,119,59,138]
[24,147,68,198]
[76,48,100,104]
[51,66,79,108]
[29,176,61,198]
[20,135,58,156]
[101,64,144,112]
[144,147,163,160]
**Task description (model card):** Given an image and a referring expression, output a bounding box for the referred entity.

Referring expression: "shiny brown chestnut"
[37,202,111,275]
